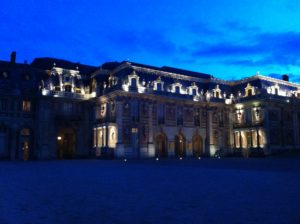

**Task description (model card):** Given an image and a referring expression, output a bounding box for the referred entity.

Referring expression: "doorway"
[192,134,203,157]
[57,128,76,159]
[175,134,186,157]
[155,133,168,158]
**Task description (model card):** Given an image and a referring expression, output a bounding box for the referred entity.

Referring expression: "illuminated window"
[55,86,61,91]
[247,89,252,96]
[22,101,31,112]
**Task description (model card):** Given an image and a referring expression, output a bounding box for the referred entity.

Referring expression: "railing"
[41,89,89,100]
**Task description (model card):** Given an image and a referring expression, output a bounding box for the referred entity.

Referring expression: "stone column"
[293,111,299,148]
[263,107,271,154]
[115,101,124,158]
[233,131,236,148]
[147,102,155,157]
[206,107,214,156]
[257,129,260,147]
[10,125,18,160]
[239,131,242,148]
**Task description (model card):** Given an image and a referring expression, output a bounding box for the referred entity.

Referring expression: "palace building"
[1,52,300,160]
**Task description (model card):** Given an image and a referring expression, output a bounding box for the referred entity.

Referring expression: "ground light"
[156,157,159,161]
[198,157,201,160]
[123,158,127,162]
[179,157,183,160]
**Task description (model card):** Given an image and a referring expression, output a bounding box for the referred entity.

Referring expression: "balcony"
[41,89,89,100]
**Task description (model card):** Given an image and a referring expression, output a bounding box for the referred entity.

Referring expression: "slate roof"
[31,57,99,75]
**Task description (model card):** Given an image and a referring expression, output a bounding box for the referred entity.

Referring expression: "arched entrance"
[20,128,31,161]
[175,133,186,157]
[192,134,203,157]
[155,133,168,158]
[57,128,76,159]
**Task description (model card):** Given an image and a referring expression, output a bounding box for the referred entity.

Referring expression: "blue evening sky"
[1,0,300,81]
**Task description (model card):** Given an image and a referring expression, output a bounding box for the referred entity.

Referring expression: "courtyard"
[0,156,299,224]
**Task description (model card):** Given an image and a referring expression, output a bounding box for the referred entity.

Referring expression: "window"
[0,99,8,111]
[1,71,9,79]
[63,103,72,113]
[192,89,197,96]
[55,86,61,91]
[175,86,180,94]
[131,78,137,87]
[22,101,31,112]
[275,88,279,95]
[157,83,162,91]
[23,74,31,81]
[65,85,72,92]
[247,89,252,96]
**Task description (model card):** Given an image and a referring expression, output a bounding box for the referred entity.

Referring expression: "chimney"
[282,74,289,82]
[10,51,16,64]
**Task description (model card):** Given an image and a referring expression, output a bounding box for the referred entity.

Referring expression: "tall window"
[175,86,180,94]
[63,103,72,114]
[22,101,31,112]
[0,99,7,111]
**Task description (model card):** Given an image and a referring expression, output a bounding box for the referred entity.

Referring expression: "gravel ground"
[0,157,299,224]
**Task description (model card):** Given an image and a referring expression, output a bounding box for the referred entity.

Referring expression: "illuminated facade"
[1,52,300,160]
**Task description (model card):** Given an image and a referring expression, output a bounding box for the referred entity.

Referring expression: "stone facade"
[1,52,300,160]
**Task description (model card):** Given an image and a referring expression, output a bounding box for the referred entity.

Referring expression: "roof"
[31,57,99,75]
[126,61,212,79]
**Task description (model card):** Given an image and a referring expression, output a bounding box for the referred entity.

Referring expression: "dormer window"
[245,83,255,97]
[131,77,137,87]
[172,81,183,94]
[157,83,162,91]
[127,71,140,91]
[65,85,72,92]
[187,82,198,96]
[212,85,222,98]
[269,83,280,95]
[192,89,197,96]
[154,77,164,91]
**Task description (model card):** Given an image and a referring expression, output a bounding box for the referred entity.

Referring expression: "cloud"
[186,31,300,67]
[186,22,223,36]
[222,21,261,33]
[106,29,176,55]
